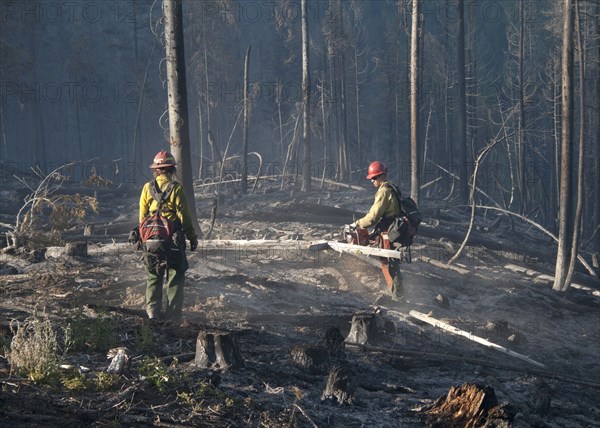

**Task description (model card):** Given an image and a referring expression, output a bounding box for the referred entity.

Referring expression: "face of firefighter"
[371,174,386,187]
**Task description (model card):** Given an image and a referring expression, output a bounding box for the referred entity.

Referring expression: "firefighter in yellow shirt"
[352,161,404,302]
[139,150,198,323]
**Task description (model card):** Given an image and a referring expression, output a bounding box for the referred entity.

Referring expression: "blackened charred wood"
[426,383,503,428]
[321,365,356,405]
[317,326,345,358]
[194,331,244,370]
[290,345,330,374]
[345,314,379,346]
[65,242,88,257]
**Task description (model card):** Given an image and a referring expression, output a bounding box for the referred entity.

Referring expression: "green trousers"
[145,257,188,321]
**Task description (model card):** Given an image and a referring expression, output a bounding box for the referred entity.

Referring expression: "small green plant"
[61,372,88,390]
[7,312,61,383]
[93,372,120,391]
[177,390,204,413]
[195,380,221,398]
[140,357,179,393]
[136,324,154,352]
[66,311,117,352]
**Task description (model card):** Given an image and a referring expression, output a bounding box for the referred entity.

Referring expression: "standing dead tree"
[300,0,311,192]
[410,0,420,205]
[553,0,575,291]
[163,0,201,237]
[241,45,252,195]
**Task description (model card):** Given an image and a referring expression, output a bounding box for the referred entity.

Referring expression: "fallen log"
[325,241,406,260]
[80,240,324,258]
[408,310,545,368]
[344,342,600,389]
[419,255,470,275]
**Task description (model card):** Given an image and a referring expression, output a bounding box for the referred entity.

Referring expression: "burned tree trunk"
[456,0,469,203]
[241,45,251,195]
[426,383,516,427]
[290,345,330,374]
[553,0,575,291]
[194,330,244,370]
[321,365,356,405]
[410,0,420,205]
[300,0,311,192]
[65,242,88,258]
[344,313,381,346]
[163,0,201,236]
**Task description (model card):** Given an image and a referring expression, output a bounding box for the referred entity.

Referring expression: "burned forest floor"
[1,177,600,427]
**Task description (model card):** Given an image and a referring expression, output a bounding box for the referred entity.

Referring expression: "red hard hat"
[150,150,177,169]
[366,161,387,179]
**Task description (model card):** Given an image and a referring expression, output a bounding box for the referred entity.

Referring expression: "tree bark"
[410,0,420,205]
[564,0,586,288]
[518,0,527,214]
[456,0,469,203]
[195,330,244,370]
[241,45,251,195]
[301,0,311,192]
[553,0,575,291]
[163,0,201,236]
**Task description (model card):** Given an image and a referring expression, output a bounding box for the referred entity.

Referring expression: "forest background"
[1,0,598,281]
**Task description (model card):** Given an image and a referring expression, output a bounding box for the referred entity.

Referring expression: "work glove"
[189,237,198,251]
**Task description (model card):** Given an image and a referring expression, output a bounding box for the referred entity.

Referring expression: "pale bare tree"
[301,0,311,192]
[164,0,201,236]
[410,0,420,204]
[241,45,251,195]
[553,0,575,291]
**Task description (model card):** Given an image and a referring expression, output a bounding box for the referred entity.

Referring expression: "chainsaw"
[342,224,370,246]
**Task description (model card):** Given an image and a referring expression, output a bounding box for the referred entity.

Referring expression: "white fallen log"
[420,256,470,275]
[75,240,323,258]
[408,310,545,368]
[325,241,406,260]
[504,263,600,295]
[311,176,367,191]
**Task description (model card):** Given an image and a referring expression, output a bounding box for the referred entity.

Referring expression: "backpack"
[139,181,177,257]
[385,184,422,247]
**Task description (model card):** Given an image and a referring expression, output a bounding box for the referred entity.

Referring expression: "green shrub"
[66,311,117,352]
[93,372,120,391]
[140,357,179,393]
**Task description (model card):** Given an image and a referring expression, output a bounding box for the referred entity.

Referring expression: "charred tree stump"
[321,365,356,405]
[83,224,94,236]
[65,242,88,257]
[426,383,516,427]
[106,347,130,374]
[345,313,380,345]
[290,345,330,374]
[194,331,244,370]
[318,326,345,358]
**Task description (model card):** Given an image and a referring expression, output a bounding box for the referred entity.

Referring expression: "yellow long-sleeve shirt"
[139,175,197,240]
[355,181,401,229]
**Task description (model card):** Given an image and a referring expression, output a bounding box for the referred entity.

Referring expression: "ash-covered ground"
[1,179,599,427]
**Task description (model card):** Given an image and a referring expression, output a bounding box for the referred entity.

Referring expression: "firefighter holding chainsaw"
[349,161,404,302]
[138,150,199,323]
